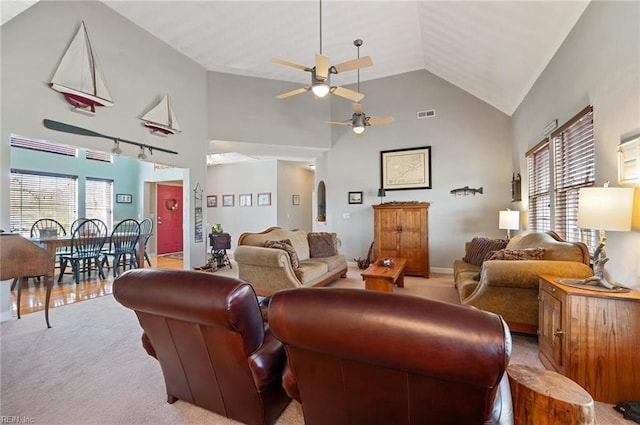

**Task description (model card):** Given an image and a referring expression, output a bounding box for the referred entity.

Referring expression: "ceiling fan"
[272,0,372,102]
[329,40,393,136]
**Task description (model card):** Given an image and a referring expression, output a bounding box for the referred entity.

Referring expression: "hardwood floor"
[10,255,183,317]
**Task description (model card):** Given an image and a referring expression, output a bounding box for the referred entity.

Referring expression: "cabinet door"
[539,287,564,374]
[399,208,427,274]
[375,209,400,259]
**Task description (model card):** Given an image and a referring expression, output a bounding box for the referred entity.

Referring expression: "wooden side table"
[538,275,640,403]
[508,364,594,425]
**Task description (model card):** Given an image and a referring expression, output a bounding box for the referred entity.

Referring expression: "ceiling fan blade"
[352,103,363,114]
[271,58,311,72]
[327,121,351,126]
[276,87,310,99]
[331,56,373,74]
[331,86,364,103]
[367,116,394,126]
[315,54,330,80]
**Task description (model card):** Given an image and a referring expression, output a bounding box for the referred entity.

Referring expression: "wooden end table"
[360,258,407,292]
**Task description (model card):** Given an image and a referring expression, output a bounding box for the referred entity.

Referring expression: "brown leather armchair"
[269,288,513,425]
[113,269,291,425]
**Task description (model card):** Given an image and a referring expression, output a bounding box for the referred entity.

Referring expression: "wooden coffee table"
[361,258,407,293]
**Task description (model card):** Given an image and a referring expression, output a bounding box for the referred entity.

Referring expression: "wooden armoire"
[373,202,429,278]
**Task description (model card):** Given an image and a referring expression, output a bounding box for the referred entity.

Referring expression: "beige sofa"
[454,231,593,334]
[234,227,347,294]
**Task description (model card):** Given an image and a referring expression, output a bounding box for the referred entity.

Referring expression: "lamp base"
[582,275,616,290]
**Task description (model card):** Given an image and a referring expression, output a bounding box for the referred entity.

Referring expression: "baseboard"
[431,267,453,274]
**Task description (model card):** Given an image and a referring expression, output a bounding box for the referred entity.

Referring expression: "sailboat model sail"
[50,21,114,114]
[141,95,182,136]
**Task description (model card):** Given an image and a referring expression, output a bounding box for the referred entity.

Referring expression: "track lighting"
[137,146,147,160]
[111,141,122,155]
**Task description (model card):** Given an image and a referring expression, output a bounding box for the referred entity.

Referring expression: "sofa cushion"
[463,237,509,266]
[265,239,300,269]
[311,254,346,272]
[489,248,545,261]
[308,232,338,258]
[294,261,329,284]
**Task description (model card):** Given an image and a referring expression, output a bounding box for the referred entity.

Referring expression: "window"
[85,149,112,162]
[10,136,77,157]
[85,178,113,229]
[10,169,78,236]
[526,140,551,232]
[552,106,595,246]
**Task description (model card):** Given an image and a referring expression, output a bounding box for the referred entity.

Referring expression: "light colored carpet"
[0,264,624,424]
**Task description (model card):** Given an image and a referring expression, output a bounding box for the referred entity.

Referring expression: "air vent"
[417,109,436,119]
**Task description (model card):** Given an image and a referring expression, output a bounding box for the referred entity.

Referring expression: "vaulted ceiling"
[2,1,590,164]
[3,1,589,116]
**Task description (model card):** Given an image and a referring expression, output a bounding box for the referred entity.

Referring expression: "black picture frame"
[380,146,432,190]
[348,191,363,204]
[116,193,132,204]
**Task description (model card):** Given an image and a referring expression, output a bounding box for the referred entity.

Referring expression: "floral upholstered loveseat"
[234,227,347,294]
[453,231,593,334]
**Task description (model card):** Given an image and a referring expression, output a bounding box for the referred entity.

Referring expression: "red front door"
[157,184,183,254]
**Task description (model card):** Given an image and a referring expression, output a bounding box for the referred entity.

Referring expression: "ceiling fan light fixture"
[311,82,330,97]
[352,113,366,134]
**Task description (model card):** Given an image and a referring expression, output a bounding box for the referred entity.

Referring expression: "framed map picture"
[380,146,432,190]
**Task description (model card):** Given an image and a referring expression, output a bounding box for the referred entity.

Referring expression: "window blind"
[85,178,113,230]
[10,136,77,157]
[552,106,595,246]
[86,150,113,162]
[10,169,78,236]
[527,140,551,232]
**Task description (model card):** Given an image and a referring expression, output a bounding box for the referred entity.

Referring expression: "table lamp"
[377,188,386,204]
[499,209,520,239]
[578,186,633,289]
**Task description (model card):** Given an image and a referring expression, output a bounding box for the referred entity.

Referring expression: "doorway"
[157,184,183,254]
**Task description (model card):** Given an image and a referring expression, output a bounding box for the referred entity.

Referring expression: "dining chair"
[69,218,89,235]
[58,219,108,284]
[138,218,153,267]
[101,219,141,277]
[11,218,67,291]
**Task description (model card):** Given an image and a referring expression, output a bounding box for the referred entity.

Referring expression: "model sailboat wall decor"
[141,94,181,136]
[49,21,114,115]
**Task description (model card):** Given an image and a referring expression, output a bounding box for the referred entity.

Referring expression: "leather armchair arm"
[248,330,287,391]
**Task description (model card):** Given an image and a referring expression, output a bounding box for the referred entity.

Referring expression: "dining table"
[26,232,149,328]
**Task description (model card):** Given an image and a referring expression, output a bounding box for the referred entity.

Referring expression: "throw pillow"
[463,237,509,266]
[308,232,338,258]
[489,248,545,261]
[264,239,300,269]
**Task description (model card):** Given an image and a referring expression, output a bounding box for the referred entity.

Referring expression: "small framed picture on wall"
[116,193,132,204]
[222,194,234,207]
[348,191,363,204]
[257,192,271,206]
[207,195,217,207]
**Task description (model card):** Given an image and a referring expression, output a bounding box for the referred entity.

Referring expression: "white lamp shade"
[499,210,520,230]
[578,187,633,231]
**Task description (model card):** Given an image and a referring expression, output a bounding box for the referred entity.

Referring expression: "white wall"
[1,1,209,268]
[511,1,640,289]
[322,70,512,268]
[276,162,315,232]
